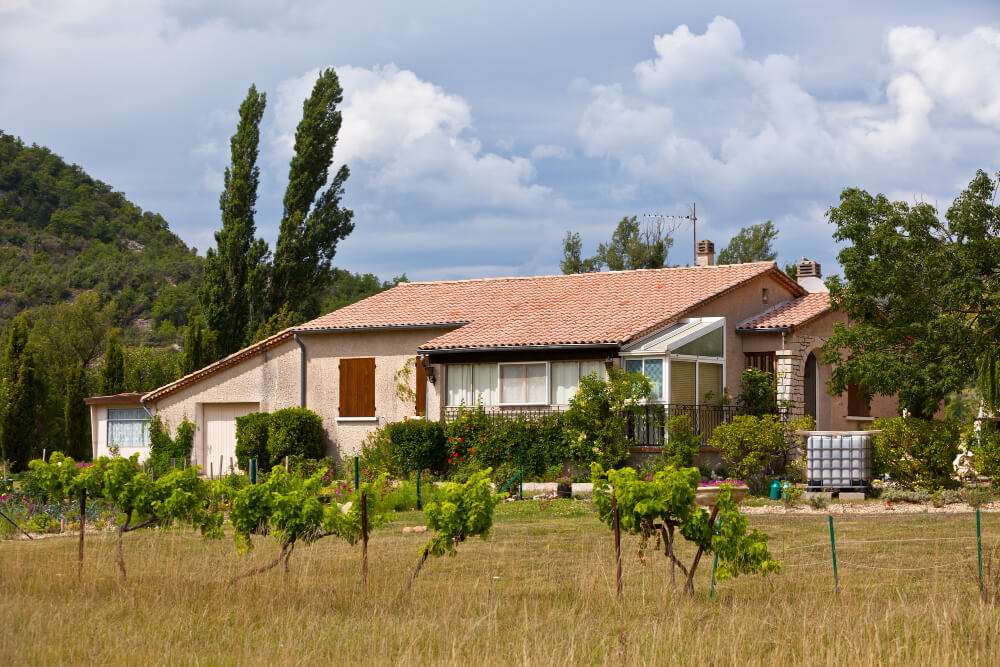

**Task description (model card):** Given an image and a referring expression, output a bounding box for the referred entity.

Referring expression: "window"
[698,362,724,405]
[499,363,547,404]
[669,360,696,404]
[446,363,498,407]
[339,357,375,418]
[551,360,607,404]
[625,358,664,400]
[107,408,150,449]
[745,351,776,376]
[846,383,871,418]
[673,327,724,357]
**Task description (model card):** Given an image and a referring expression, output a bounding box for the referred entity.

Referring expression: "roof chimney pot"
[796,258,827,292]
[695,239,715,266]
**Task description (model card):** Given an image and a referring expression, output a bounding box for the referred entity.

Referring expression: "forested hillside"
[0,131,202,342]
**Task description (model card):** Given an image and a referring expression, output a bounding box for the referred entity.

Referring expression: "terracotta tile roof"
[299,261,802,350]
[84,392,146,405]
[736,292,831,332]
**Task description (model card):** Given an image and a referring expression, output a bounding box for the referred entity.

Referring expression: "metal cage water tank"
[799,430,878,492]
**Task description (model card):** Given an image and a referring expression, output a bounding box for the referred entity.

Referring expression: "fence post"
[361,489,369,586]
[285,456,289,472]
[978,509,984,595]
[710,516,722,598]
[171,457,176,470]
[416,469,422,511]
[518,449,523,500]
[209,462,213,481]
[354,456,360,491]
[829,515,839,597]
[250,457,257,485]
[613,492,622,598]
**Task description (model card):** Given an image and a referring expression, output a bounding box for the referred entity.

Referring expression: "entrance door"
[203,403,259,474]
[804,353,817,422]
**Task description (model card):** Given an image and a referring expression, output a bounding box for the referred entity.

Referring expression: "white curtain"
[446,364,472,406]
[472,363,498,406]
[107,408,150,448]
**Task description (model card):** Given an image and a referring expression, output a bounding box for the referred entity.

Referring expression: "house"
[85,245,897,470]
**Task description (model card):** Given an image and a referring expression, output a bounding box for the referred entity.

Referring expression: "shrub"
[708,414,786,493]
[962,486,995,509]
[358,426,394,476]
[384,419,447,474]
[664,414,699,469]
[882,488,930,504]
[266,408,325,467]
[969,421,1000,478]
[807,495,828,510]
[149,417,196,475]
[871,417,961,490]
[561,367,651,469]
[444,408,570,479]
[736,368,777,417]
[235,412,271,472]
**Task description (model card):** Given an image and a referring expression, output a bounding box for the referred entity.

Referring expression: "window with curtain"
[551,360,607,404]
[499,363,547,404]
[698,362,724,405]
[107,407,150,449]
[447,364,499,407]
[625,358,664,400]
[669,360,696,404]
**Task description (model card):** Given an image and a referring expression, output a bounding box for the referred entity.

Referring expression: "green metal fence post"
[829,515,839,597]
[518,449,523,500]
[416,469,422,511]
[250,457,257,485]
[710,516,722,598]
[978,509,984,595]
[354,456,360,491]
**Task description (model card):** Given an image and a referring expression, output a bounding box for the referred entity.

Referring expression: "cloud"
[271,64,551,211]
[530,144,570,160]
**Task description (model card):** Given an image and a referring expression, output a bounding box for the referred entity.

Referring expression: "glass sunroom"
[620,317,732,445]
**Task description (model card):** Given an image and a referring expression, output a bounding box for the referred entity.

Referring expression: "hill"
[0,130,202,342]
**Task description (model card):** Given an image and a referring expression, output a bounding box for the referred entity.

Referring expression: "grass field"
[3,500,1000,665]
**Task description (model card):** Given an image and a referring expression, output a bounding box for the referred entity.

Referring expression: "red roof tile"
[736,292,831,332]
[299,262,802,349]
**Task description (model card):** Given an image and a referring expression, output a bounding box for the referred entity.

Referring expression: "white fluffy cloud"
[578,17,1000,240]
[270,64,551,211]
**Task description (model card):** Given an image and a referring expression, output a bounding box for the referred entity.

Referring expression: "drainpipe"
[293,333,306,408]
[139,396,155,420]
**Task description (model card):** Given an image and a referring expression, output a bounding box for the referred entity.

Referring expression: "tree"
[271,68,355,319]
[64,362,90,460]
[561,216,675,274]
[0,315,37,469]
[200,85,268,356]
[561,367,652,468]
[823,170,1000,418]
[98,328,126,395]
[717,221,778,265]
[182,310,210,375]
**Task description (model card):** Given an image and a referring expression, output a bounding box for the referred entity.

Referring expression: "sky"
[2,1,999,282]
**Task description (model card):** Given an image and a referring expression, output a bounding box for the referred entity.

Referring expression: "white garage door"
[203,403,259,474]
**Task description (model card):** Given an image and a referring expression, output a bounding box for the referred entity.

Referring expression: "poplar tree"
[200,85,268,356]
[271,68,354,320]
[98,328,126,395]
[182,311,210,375]
[0,315,37,470]
[64,362,90,460]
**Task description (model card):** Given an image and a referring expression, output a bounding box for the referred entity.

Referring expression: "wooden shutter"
[846,383,871,417]
[339,357,375,418]
[415,359,427,416]
[744,351,776,376]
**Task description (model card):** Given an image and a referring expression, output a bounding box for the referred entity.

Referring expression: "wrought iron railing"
[443,405,564,422]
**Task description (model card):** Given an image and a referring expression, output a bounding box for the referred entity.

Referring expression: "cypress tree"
[0,315,37,470]
[182,311,209,375]
[200,84,268,356]
[271,67,354,319]
[64,362,90,460]
[98,328,125,395]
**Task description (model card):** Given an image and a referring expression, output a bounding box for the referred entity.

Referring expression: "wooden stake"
[77,490,86,581]
[613,493,622,598]
[361,490,369,586]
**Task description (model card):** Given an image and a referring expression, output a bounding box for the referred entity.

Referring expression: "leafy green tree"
[561,216,674,273]
[98,328,125,395]
[182,310,211,375]
[200,85,268,355]
[318,269,406,313]
[271,68,355,319]
[0,315,37,469]
[664,414,700,469]
[823,170,1000,417]
[63,362,90,460]
[560,231,600,273]
[561,367,652,468]
[736,368,777,417]
[716,221,778,264]
[123,345,182,392]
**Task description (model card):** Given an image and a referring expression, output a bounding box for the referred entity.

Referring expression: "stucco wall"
[150,327,453,464]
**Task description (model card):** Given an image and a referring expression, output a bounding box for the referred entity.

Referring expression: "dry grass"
[3,501,1000,665]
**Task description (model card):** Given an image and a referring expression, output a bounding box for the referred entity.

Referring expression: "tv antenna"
[644,203,697,265]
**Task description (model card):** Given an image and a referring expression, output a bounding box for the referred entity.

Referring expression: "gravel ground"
[742,499,1000,515]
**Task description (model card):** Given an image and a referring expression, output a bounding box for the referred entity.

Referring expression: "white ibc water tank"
[804,431,874,491]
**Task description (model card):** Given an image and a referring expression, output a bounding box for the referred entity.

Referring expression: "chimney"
[796,257,827,292]
[695,239,715,266]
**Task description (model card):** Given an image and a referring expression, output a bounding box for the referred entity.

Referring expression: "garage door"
[203,403,259,474]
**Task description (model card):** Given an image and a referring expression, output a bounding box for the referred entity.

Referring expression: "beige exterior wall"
[150,327,453,464]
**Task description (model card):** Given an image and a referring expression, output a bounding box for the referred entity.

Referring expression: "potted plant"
[556,476,572,499]
[696,480,748,507]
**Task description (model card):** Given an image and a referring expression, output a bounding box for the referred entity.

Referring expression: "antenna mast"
[644,203,697,264]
